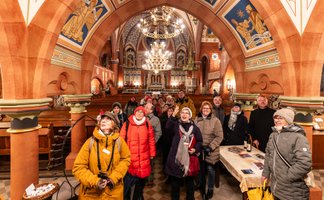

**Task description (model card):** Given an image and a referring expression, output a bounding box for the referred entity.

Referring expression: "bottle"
[243,138,247,149]
[246,134,252,152]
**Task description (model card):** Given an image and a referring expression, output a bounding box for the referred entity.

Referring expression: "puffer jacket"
[262,124,312,200]
[195,113,223,164]
[73,128,131,200]
[119,115,156,178]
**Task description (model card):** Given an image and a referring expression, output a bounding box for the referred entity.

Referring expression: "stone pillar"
[111,56,119,87]
[63,94,92,170]
[233,93,259,121]
[0,98,52,200]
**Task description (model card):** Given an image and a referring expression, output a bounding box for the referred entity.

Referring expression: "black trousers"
[170,176,195,200]
[124,177,146,200]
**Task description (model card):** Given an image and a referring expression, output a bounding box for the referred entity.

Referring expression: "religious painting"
[218,0,275,56]
[58,0,114,54]
[61,0,108,46]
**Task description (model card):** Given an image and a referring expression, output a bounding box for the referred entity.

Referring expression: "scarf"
[133,116,146,125]
[175,124,193,176]
[228,110,241,131]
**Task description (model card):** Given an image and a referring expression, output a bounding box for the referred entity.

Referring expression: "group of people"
[72,91,312,200]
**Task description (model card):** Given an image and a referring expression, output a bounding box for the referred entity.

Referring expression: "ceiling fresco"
[218,0,275,57]
[55,0,275,57]
[58,0,114,54]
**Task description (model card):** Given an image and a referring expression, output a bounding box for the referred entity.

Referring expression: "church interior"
[1,0,324,199]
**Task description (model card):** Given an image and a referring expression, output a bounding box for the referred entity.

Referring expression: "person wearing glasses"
[195,101,223,199]
[262,108,312,200]
[165,106,203,200]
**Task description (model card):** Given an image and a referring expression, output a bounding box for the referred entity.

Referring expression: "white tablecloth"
[220,145,265,192]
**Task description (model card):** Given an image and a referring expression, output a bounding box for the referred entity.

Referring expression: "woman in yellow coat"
[73,111,131,199]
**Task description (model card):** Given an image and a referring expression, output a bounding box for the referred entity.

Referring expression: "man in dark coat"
[212,94,225,125]
[249,95,275,152]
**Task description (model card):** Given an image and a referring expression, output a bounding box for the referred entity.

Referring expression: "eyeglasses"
[202,107,211,110]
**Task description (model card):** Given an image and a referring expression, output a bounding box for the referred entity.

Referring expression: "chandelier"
[137,6,185,39]
[142,41,172,74]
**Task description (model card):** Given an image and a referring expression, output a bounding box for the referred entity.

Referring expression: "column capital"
[233,93,259,111]
[62,94,93,114]
[279,96,324,125]
[0,98,52,133]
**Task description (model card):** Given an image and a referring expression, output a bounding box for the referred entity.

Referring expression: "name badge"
[103,149,110,155]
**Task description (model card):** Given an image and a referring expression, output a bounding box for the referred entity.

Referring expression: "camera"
[98,172,108,180]
[98,172,114,190]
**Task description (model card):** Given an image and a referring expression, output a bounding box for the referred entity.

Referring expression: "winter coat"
[165,117,203,178]
[262,124,312,200]
[124,101,138,117]
[195,113,223,164]
[119,115,156,178]
[249,107,275,152]
[175,96,196,118]
[147,112,162,143]
[223,112,248,145]
[212,105,225,125]
[111,110,128,128]
[73,128,131,200]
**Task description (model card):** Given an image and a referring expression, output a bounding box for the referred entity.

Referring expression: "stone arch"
[0,0,317,99]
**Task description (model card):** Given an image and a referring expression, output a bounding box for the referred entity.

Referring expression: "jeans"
[206,163,215,190]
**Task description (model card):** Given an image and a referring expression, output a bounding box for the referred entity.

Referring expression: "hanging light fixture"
[142,41,172,74]
[137,6,185,39]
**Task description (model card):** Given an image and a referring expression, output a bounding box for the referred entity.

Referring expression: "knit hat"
[134,106,146,115]
[101,111,118,125]
[273,108,295,124]
[233,103,241,109]
[112,102,122,109]
[181,107,192,118]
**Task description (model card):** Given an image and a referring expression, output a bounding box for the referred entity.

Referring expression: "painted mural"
[219,0,274,56]
[61,0,108,46]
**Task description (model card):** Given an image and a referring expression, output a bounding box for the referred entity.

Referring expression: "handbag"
[272,139,315,187]
[247,181,274,200]
[188,135,200,176]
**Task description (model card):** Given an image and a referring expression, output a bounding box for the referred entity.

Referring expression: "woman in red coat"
[120,106,156,200]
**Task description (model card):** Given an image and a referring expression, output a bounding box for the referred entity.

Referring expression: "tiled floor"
[1,157,323,200]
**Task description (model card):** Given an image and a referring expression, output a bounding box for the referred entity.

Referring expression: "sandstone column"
[63,94,92,170]
[0,98,52,199]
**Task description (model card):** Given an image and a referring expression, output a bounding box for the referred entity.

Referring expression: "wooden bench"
[0,123,54,159]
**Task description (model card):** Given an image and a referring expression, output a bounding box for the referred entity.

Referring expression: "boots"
[207,189,213,199]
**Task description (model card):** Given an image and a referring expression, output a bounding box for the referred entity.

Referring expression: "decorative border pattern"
[245,50,280,71]
[51,45,81,70]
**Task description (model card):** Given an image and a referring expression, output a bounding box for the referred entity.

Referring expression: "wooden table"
[220,145,265,193]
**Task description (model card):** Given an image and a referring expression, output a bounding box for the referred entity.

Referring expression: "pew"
[0,123,54,160]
